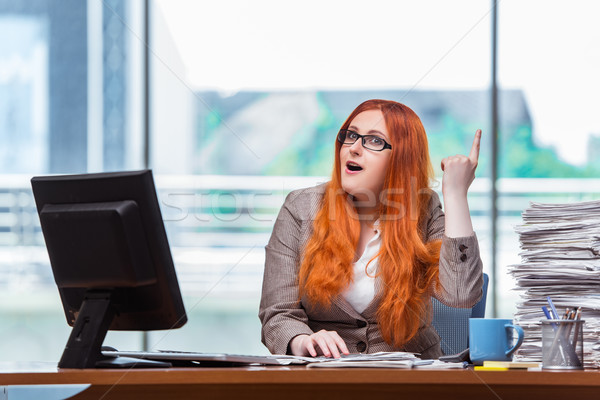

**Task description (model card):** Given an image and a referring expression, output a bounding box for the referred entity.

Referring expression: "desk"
[1,363,599,400]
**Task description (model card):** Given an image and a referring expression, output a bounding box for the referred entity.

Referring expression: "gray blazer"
[259,183,483,359]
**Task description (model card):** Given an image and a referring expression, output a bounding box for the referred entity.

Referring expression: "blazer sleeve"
[258,192,314,355]
[426,192,484,308]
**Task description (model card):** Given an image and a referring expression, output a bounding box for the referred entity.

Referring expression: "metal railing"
[0,175,599,299]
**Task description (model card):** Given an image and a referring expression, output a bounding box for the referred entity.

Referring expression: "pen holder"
[541,319,584,370]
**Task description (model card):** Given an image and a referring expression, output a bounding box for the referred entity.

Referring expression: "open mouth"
[346,161,363,172]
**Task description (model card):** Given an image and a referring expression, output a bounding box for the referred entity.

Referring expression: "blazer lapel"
[360,276,383,319]
[331,295,364,320]
[330,276,384,321]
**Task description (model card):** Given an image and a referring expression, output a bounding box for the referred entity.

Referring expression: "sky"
[154,0,600,166]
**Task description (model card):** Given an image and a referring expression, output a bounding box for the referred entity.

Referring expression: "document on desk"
[509,199,600,369]
[102,350,419,366]
[102,350,466,368]
[307,359,466,369]
[307,360,414,369]
[291,351,419,365]
[303,352,466,369]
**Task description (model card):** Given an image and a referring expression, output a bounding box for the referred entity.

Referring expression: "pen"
[547,296,560,320]
[571,307,582,348]
[541,305,556,324]
[562,308,575,347]
[548,321,568,365]
[563,308,571,320]
[562,310,582,367]
[542,306,559,332]
[541,306,552,320]
[547,308,571,365]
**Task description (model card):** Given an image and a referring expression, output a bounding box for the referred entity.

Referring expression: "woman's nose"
[349,139,362,154]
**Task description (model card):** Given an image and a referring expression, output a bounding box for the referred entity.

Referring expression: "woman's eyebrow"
[367,129,386,137]
[348,125,389,140]
[348,126,381,135]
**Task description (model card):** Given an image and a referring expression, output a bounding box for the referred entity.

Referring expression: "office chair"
[431,273,489,355]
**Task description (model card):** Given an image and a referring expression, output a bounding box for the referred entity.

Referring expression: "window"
[2,0,596,363]
[0,0,144,361]
[497,0,600,317]
[150,0,492,354]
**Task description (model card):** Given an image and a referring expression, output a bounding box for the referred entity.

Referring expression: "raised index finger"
[469,129,482,162]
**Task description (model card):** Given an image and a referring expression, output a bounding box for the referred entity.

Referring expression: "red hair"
[298,99,441,348]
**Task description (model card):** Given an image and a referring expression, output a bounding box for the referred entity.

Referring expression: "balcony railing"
[1,175,599,300]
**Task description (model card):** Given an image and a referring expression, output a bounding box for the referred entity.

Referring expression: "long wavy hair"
[298,99,442,348]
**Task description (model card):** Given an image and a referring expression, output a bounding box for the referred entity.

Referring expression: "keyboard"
[101,349,305,366]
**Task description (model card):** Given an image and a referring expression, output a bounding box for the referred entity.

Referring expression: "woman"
[259,99,483,359]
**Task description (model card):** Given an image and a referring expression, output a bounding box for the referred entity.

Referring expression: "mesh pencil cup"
[541,319,584,370]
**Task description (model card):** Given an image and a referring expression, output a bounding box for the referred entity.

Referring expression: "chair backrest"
[431,273,489,355]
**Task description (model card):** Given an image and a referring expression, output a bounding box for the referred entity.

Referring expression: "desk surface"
[1,363,599,400]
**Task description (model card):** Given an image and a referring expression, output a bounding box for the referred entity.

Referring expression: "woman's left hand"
[441,129,481,198]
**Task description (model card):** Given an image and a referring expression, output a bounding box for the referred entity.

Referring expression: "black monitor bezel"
[31,169,187,333]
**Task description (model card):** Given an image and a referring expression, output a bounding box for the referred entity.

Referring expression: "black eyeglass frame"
[337,129,392,151]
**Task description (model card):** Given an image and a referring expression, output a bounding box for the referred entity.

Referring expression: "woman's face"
[339,109,392,205]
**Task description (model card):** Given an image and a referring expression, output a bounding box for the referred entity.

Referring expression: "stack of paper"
[289,351,418,365]
[302,352,465,369]
[509,200,600,368]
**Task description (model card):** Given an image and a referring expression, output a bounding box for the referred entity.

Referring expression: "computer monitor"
[31,170,187,368]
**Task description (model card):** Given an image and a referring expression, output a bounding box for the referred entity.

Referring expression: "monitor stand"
[58,290,170,369]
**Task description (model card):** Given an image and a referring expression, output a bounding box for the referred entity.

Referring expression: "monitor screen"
[31,169,187,368]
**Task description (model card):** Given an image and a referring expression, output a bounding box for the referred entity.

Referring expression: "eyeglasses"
[337,129,392,151]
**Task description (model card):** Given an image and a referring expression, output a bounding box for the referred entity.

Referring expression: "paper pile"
[509,200,600,368]
[301,352,465,369]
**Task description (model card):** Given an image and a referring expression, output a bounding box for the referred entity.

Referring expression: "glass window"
[498,0,600,317]
[0,0,145,362]
[150,0,492,354]
[13,0,594,362]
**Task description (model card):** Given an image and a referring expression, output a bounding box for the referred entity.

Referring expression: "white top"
[342,226,381,314]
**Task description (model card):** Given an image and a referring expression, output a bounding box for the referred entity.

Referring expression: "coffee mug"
[469,318,524,365]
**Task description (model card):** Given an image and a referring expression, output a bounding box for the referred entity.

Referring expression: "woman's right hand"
[290,330,350,358]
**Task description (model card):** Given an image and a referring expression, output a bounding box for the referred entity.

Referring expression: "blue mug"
[469,318,524,365]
